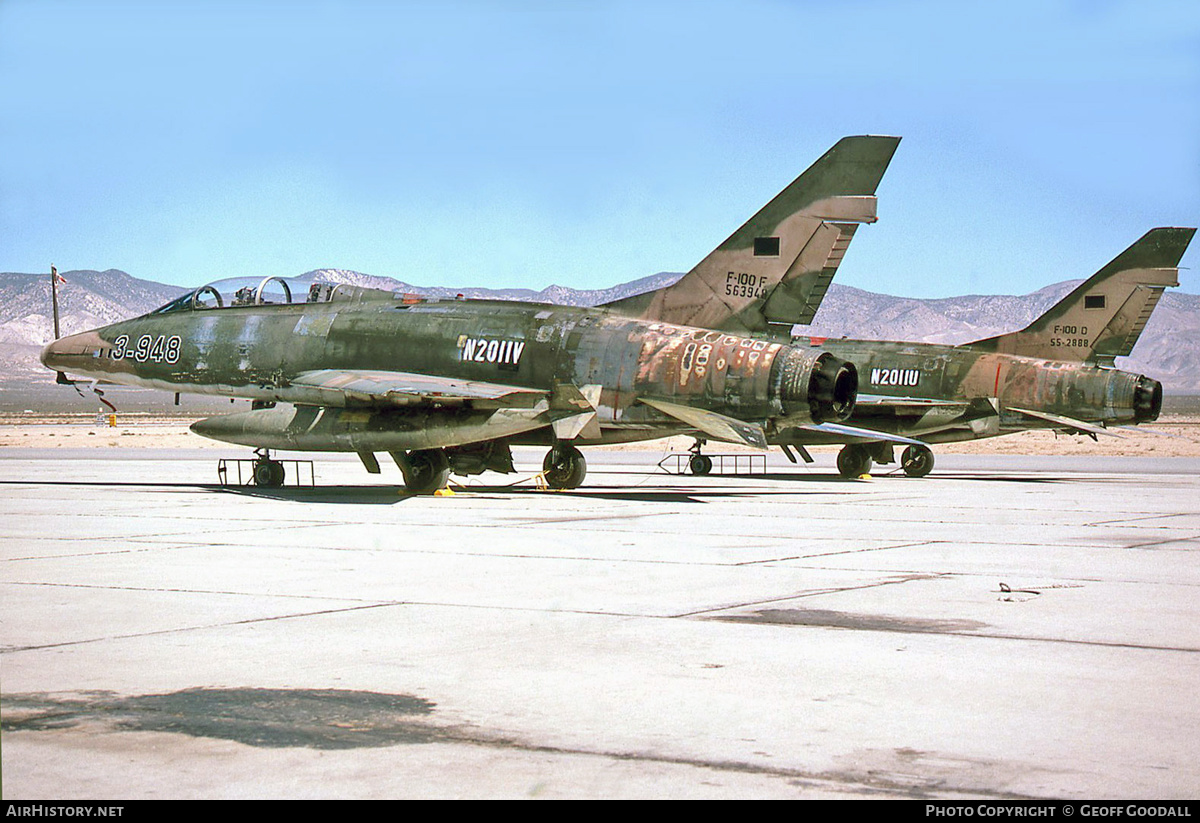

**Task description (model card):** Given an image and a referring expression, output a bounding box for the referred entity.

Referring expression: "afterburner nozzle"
[1133,375,1163,423]
[773,348,858,424]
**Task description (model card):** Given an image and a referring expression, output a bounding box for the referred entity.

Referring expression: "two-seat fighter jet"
[627,217,1194,478]
[42,136,902,491]
[809,226,1195,478]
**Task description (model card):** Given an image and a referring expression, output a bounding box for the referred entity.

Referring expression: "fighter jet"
[641,225,1193,478]
[40,136,901,491]
[809,226,1194,477]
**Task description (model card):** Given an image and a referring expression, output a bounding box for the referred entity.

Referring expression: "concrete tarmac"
[2,447,1199,799]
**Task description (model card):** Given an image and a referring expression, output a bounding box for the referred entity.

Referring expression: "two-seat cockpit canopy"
[148,276,384,315]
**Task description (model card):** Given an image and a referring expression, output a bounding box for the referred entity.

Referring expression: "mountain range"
[2,267,1197,393]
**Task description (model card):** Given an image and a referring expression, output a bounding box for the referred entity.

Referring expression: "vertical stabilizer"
[602,135,900,333]
[968,227,1194,362]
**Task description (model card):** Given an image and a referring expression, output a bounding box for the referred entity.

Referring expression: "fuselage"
[41,282,856,450]
[795,336,1161,443]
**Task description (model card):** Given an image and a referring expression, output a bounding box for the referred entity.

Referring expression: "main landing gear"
[398,449,451,495]
[835,443,936,479]
[543,443,587,490]
[900,444,935,478]
[252,448,286,487]
[836,444,873,479]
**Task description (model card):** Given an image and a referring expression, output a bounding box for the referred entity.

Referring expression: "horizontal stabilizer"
[639,397,767,449]
[1008,407,1123,438]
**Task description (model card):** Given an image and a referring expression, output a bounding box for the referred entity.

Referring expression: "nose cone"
[40,336,70,371]
[40,330,103,377]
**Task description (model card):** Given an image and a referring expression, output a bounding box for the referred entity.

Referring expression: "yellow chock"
[433,487,456,497]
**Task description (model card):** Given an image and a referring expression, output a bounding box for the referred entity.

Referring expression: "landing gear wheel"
[837,444,873,479]
[901,445,935,478]
[402,449,450,494]
[543,444,587,489]
[688,454,713,476]
[253,459,285,487]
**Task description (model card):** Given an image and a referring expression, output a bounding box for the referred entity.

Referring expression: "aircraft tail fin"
[968,227,1194,362]
[602,135,900,333]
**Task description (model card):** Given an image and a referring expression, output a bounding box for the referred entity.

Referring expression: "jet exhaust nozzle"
[1133,375,1163,423]
[774,348,857,423]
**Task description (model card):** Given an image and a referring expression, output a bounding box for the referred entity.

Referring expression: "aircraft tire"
[543,444,587,489]
[836,445,872,479]
[689,454,713,476]
[901,445,935,478]
[403,449,451,494]
[254,459,285,487]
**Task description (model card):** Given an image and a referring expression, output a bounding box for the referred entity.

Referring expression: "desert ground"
[2,406,1198,459]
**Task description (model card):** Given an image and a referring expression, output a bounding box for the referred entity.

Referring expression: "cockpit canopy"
[148,276,391,315]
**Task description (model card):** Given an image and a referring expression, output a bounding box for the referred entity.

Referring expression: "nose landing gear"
[252,449,286,487]
[687,439,713,476]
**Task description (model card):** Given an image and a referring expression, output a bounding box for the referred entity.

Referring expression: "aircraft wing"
[853,395,971,413]
[1112,425,1186,439]
[290,369,547,409]
[1007,407,1124,438]
[797,421,928,446]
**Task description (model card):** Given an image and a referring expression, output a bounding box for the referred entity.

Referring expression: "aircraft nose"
[40,330,100,375]
[40,336,67,370]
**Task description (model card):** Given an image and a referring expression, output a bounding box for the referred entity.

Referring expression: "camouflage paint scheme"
[42,135,898,490]
[607,135,900,333]
[41,281,855,489]
[628,223,1195,477]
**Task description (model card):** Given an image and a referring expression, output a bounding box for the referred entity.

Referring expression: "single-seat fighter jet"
[41,136,902,491]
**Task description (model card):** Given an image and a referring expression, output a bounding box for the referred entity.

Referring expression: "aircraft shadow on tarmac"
[0,469,1076,508]
[207,481,853,505]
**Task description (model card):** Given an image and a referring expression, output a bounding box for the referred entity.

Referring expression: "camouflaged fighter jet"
[630,224,1193,478]
[40,136,902,492]
[808,226,1196,478]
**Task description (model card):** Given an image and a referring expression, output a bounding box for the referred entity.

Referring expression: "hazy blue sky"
[3,0,1198,297]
